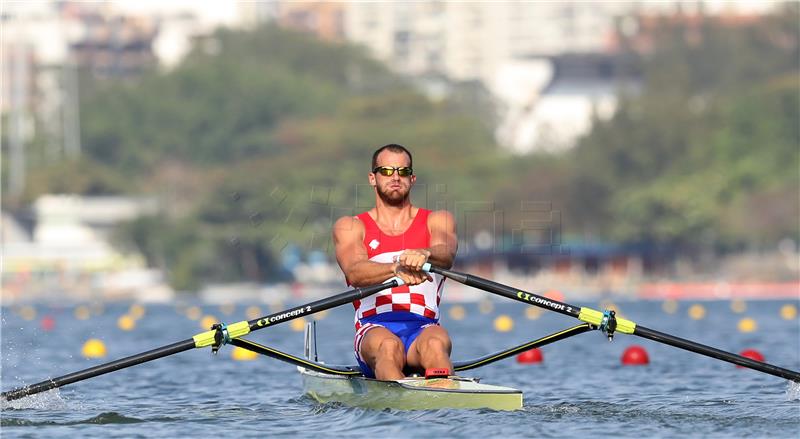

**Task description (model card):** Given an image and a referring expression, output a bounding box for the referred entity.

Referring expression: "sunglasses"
[372,166,413,177]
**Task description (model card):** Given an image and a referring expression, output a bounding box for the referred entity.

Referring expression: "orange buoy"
[516,348,543,364]
[621,345,649,365]
[737,349,765,367]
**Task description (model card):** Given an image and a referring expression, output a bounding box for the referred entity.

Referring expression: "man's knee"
[377,337,405,357]
[420,335,451,355]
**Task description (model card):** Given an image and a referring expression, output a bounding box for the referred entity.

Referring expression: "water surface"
[2,298,798,438]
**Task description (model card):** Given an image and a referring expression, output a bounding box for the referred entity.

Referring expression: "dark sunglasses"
[372,166,413,177]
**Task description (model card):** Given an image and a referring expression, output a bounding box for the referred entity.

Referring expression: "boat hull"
[299,368,522,410]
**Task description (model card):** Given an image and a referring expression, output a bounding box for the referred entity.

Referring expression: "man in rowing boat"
[333,144,458,381]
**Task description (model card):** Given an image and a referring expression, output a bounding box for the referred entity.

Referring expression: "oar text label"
[257,306,313,327]
[516,292,573,313]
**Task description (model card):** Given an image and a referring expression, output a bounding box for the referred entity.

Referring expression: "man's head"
[369,144,415,206]
[371,144,412,171]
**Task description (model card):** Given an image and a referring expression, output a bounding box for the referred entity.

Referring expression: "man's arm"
[426,210,457,269]
[396,210,457,270]
[333,216,429,287]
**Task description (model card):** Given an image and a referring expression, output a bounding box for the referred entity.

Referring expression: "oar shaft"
[191,281,398,348]
[428,265,582,319]
[635,325,800,382]
[428,264,800,382]
[245,281,396,332]
[3,281,399,401]
[2,339,195,401]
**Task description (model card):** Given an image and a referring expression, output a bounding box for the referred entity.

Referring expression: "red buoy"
[737,349,765,368]
[621,345,649,365]
[516,348,543,364]
[40,315,55,331]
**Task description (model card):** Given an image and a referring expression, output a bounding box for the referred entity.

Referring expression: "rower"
[333,144,458,381]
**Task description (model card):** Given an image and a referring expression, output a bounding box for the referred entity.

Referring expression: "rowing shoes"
[421,263,800,383]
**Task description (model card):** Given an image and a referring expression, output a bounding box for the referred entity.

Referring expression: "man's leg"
[359,326,406,380]
[406,325,453,373]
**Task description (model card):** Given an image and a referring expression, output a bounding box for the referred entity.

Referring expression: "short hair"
[371,144,413,170]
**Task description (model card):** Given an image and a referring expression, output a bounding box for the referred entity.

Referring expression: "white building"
[1,195,171,303]
[343,1,778,153]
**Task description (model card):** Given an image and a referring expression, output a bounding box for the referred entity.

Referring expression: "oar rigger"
[599,309,617,341]
[210,322,232,355]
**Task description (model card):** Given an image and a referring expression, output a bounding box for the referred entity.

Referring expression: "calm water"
[1,296,799,438]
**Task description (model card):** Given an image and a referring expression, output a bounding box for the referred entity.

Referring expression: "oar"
[423,264,800,382]
[1,280,399,401]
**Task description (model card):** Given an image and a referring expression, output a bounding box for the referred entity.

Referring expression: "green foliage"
[70,24,501,286]
[79,25,408,172]
[20,12,799,287]
[21,158,129,203]
[567,9,799,249]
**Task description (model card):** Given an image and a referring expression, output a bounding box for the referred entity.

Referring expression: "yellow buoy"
[74,305,91,321]
[200,315,218,330]
[738,317,757,333]
[730,299,747,314]
[661,299,678,314]
[245,306,262,320]
[81,339,107,358]
[494,315,514,332]
[688,304,706,320]
[117,314,136,331]
[290,317,307,332]
[780,304,797,320]
[525,306,542,320]
[185,306,202,321]
[478,299,494,314]
[19,305,37,321]
[231,346,258,361]
[448,305,466,321]
[129,303,146,320]
[315,309,329,320]
[219,303,235,316]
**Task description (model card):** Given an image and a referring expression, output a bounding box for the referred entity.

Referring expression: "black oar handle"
[2,280,399,402]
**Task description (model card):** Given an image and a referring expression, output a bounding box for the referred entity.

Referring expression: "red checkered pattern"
[350,209,446,328]
[353,282,443,328]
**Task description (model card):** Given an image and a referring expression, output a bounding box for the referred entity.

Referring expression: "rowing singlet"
[351,209,445,329]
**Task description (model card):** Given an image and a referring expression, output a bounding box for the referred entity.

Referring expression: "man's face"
[370,150,415,206]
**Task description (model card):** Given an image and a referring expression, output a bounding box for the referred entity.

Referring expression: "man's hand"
[391,249,433,286]
[396,249,431,271]
[392,263,432,286]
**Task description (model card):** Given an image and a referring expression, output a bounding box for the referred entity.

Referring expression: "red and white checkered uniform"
[350,208,445,329]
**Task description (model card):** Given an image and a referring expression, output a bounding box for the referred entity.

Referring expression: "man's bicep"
[429,210,457,251]
[333,216,367,272]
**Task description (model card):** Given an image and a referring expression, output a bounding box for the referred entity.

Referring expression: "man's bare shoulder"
[427,210,455,225]
[333,215,365,235]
